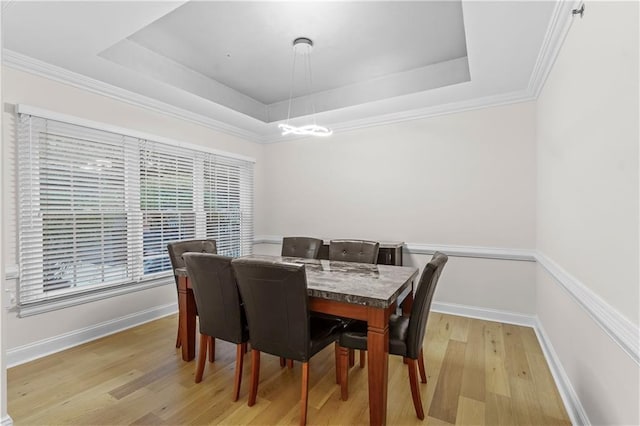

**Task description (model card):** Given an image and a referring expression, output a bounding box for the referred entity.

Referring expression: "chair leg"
[339,345,350,401]
[280,357,286,368]
[359,350,366,368]
[300,361,309,426]
[334,343,341,384]
[407,358,425,420]
[208,336,215,363]
[248,349,260,407]
[287,359,294,369]
[195,333,208,383]
[232,343,246,402]
[175,318,182,348]
[349,349,355,367]
[418,348,427,383]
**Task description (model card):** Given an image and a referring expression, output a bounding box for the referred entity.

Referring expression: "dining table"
[175,254,419,426]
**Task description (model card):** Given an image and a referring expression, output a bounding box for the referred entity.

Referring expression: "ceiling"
[2,1,571,142]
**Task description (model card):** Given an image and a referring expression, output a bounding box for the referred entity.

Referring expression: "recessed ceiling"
[118,1,468,105]
[2,1,562,141]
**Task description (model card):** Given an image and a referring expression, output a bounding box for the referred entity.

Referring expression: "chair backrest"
[281,237,323,259]
[329,239,380,264]
[406,252,448,359]
[167,239,217,287]
[232,258,312,361]
[183,253,246,344]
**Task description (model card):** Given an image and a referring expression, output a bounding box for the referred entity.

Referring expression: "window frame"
[16,104,255,316]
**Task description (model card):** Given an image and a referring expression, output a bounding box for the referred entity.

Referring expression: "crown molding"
[536,251,639,365]
[2,49,263,143]
[261,89,536,144]
[331,90,536,136]
[528,0,582,98]
[3,49,538,145]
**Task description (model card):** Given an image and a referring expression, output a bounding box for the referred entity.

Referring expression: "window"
[17,108,254,312]
[140,145,196,274]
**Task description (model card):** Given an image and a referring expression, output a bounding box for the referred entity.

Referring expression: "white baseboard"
[1,415,13,426]
[534,317,590,426]
[429,301,588,426]
[6,302,177,368]
[431,301,537,327]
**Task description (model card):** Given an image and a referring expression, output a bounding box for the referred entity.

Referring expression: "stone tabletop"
[175,255,418,308]
[241,255,418,308]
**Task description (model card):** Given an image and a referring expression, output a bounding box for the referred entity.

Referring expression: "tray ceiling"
[3,1,564,141]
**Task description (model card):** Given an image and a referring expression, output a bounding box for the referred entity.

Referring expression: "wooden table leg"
[178,275,196,361]
[367,306,390,426]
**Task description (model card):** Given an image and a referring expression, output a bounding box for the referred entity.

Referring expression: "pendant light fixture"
[278,37,333,137]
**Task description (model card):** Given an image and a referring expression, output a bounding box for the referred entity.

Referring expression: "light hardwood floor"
[8,313,571,425]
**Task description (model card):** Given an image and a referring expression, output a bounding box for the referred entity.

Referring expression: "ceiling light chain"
[278,37,333,137]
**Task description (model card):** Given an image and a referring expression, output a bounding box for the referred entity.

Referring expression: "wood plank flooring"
[7,313,571,425]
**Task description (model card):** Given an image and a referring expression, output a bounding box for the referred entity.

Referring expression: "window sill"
[17,275,174,317]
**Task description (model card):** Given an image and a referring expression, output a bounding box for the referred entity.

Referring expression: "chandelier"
[278,37,333,137]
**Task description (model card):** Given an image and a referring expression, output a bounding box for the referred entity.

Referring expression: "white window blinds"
[140,142,196,274]
[17,110,254,310]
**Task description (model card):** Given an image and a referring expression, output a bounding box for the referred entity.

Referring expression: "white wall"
[536,1,639,424]
[1,67,265,353]
[263,102,537,247]
[0,10,12,423]
[259,101,538,314]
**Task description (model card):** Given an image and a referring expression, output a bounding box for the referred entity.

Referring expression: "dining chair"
[231,257,343,426]
[329,239,380,367]
[183,253,249,401]
[337,252,448,420]
[167,239,217,348]
[281,236,323,259]
[279,235,323,369]
[329,239,380,264]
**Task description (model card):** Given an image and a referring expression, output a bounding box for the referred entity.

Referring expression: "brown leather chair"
[337,252,448,420]
[281,237,323,259]
[183,253,249,401]
[329,239,380,264]
[329,239,380,367]
[167,239,217,347]
[280,237,324,368]
[231,257,343,426]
